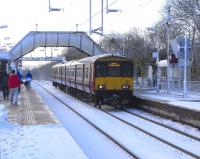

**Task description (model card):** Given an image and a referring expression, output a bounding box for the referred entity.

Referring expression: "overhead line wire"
[79,0,120,26]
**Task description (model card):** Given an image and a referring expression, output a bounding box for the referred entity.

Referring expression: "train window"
[71,68,75,77]
[76,67,82,77]
[121,63,133,77]
[80,67,83,77]
[85,67,89,79]
[66,68,69,76]
[107,62,120,77]
[96,63,106,77]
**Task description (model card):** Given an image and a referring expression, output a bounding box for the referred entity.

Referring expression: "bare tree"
[99,28,155,77]
[165,0,200,80]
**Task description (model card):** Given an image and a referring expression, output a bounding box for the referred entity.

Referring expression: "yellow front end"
[95,77,133,91]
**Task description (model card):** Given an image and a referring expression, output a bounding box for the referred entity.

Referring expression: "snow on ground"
[110,110,200,156]
[38,82,195,159]
[127,108,200,138]
[34,83,133,159]
[0,105,7,122]
[0,104,88,159]
[1,82,200,159]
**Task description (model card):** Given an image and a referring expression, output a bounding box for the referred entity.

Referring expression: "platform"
[133,88,200,129]
[0,85,88,159]
[0,85,59,125]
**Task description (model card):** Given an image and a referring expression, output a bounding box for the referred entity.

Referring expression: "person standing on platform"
[1,70,9,99]
[8,70,20,105]
[17,70,22,93]
[25,70,32,90]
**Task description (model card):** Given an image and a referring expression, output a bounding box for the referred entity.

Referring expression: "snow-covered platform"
[0,122,88,159]
[133,88,200,129]
[0,85,59,125]
[0,85,88,159]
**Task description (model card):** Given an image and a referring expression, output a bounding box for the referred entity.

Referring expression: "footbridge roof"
[3,31,105,61]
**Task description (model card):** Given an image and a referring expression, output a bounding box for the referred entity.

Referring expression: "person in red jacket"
[8,69,20,105]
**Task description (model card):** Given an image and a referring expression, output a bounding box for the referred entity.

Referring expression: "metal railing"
[135,77,200,95]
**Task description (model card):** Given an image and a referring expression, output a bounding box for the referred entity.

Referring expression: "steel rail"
[103,110,200,159]
[34,81,139,159]
[38,81,200,159]
[123,108,200,142]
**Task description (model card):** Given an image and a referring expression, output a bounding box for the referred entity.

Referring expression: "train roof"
[52,63,64,68]
[52,54,132,68]
[78,54,131,64]
[63,60,78,66]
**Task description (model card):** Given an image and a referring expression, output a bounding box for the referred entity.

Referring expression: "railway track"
[34,81,139,159]
[35,81,200,159]
[123,108,200,142]
[103,110,200,159]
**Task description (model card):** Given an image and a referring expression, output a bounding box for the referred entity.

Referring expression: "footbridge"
[8,31,105,61]
[21,56,66,62]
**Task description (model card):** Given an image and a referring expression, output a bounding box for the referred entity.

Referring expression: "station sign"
[170,36,191,59]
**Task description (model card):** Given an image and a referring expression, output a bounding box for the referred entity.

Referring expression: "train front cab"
[94,57,133,107]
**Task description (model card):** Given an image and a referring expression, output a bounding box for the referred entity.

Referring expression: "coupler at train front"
[94,90,132,109]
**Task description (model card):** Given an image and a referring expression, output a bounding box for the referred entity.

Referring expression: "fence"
[136,77,200,94]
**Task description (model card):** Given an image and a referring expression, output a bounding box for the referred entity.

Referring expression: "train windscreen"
[96,61,133,77]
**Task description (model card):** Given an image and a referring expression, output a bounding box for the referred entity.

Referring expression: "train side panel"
[83,63,94,94]
[70,64,76,88]
[65,63,71,87]
[61,65,66,85]
[76,64,84,91]
[52,54,134,106]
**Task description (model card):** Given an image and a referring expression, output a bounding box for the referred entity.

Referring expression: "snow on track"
[109,110,200,157]
[37,81,195,159]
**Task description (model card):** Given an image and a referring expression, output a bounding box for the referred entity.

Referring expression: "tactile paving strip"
[2,86,60,125]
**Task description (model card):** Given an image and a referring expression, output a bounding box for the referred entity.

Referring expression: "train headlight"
[98,85,105,89]
[122,85,130,89]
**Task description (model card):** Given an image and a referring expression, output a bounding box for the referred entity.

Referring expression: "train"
[52,54,134,108]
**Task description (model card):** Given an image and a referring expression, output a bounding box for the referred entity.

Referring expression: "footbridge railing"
[9,31,105,61]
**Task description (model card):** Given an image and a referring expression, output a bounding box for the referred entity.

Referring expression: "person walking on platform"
[17,70,22,93]
[25,70,32,90]
[1,70,9,99]
[8,70,20,105]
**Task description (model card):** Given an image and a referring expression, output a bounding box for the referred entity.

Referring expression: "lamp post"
[76,24,79,31]
[147,27,160,93]
[166,6,171,93]
[167,24,170,93]
[35,23,38,32]
[183,34,188,97]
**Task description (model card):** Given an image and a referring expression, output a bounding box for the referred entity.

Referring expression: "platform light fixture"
[49,0,64,12]
[0,25,8,29]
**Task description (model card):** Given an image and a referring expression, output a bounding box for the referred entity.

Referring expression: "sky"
[0,0,166,46]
